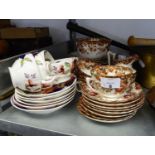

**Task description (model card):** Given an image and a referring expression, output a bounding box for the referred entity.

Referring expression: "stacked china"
[9,50,78,114]
[76,37,116,86]
[77,57,145,123]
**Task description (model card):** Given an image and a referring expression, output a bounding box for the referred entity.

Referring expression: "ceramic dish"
[15,86,76,103]
[77,58,99,76]
[76,38,110,59]
[114,54,139,67]
[40,74,74,92]
[81,82,143,103]
[15,77,77,98]
[12,92,75,110]
[82,100,144,114]
[9,53,42,92]
[11,96,74,114]
[81,96,144,113]
[82,93,144,108]
[91,65,135,79]
[9,51,77,94]
[35,50,55,80]
[15,89,75,105]
[49,57,78,76]
[77,100,136,123]
[87,65,136,98]
[14,89,76,106]
[86,77,134,98]
[79,101,134,118]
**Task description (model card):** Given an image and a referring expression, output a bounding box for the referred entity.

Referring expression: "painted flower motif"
[24,73,36,79]
[31,73,36,78]
[51,66,58,74]
[35,60,43,65]
[24,57,32,62]
[24,73,30,78]
[64,62,70,68]
[21,57,32,66]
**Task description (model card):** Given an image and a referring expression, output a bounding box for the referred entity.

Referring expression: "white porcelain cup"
[9,53,42,92]
[49,57,78,76]
[35,50,55,80]
[12,58,23,69]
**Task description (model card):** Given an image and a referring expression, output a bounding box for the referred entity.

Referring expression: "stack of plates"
[77,82,145,123]
[11,78,77,115]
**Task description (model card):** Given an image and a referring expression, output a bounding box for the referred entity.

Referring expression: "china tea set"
[9,50,77,114]
[8,38,145,123]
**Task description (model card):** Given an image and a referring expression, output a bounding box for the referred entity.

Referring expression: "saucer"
[81,82,143,103]
[11,96,74,115]
[77,99,137,123]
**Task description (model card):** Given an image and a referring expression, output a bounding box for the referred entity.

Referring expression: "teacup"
[35,50,55,80]
[9,53,42,92]
[12,58,23,69]
[76,38,111,60]
[49,57,78,76]
[91,65,135,84]
[86,65,136,98]
[86,77,133,98]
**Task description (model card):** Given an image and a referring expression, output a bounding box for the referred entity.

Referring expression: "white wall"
[77,19,155,44]
[11,19,155,45]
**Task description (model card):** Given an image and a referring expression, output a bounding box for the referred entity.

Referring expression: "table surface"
[0,94,155,136]
[0,42,155,136]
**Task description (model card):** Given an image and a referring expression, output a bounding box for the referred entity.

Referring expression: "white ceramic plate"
[12,90,76,109]
[11,96,74,114]
[15,77,77,98]
[15,86,76,103]
[81,82,143,103]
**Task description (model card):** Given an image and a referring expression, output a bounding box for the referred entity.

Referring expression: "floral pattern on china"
[9,50,78,93]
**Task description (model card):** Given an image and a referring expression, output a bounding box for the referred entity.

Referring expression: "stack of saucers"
[77,82,144,123]
[77,64,145,123]
[9,50,78,114]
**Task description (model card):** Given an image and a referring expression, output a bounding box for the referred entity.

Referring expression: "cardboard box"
[0,27,49,39]
[0,20,11,28]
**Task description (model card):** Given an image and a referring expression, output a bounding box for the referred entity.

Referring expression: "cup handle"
[86,77,99,93]
[41,76,57,86]
[107,51,117,65]
[76,81,82,93]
